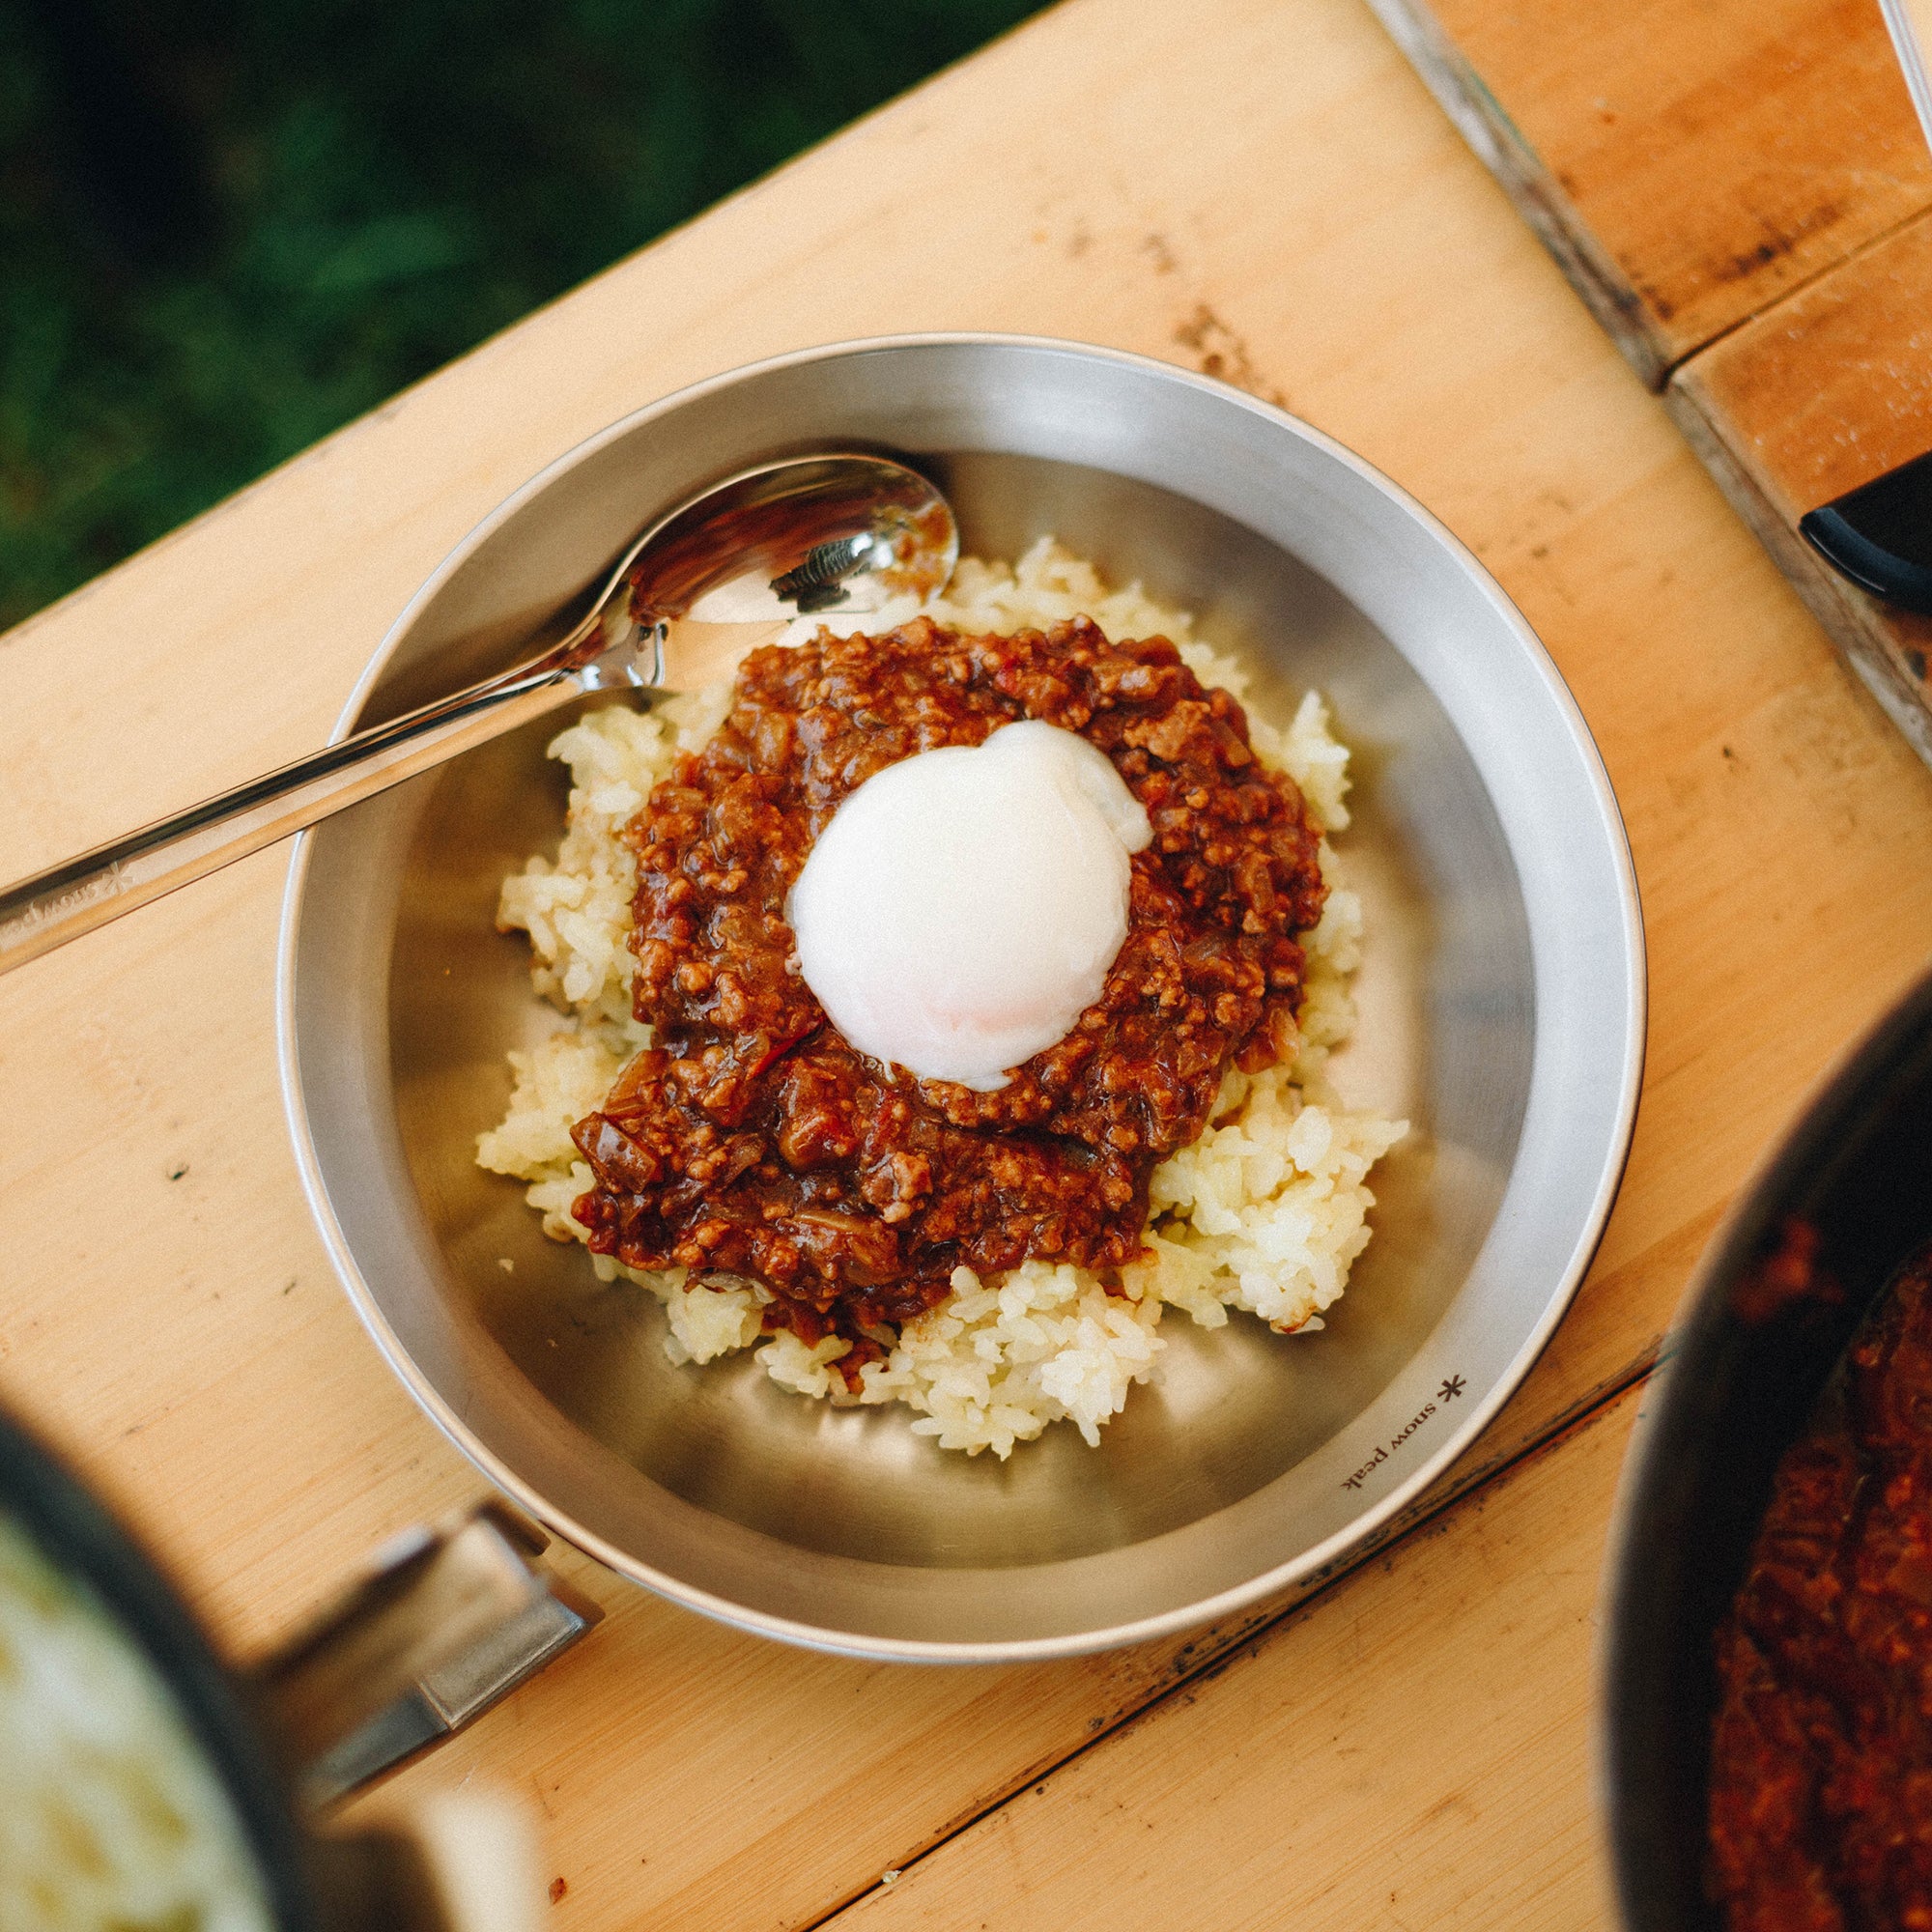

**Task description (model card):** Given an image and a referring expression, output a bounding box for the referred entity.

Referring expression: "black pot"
[1603,961,1932,1929]
[1,1402,318,1924]
[0,1400,597,1928]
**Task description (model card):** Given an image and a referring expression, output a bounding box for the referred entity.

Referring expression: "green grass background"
[0,0,1041,631]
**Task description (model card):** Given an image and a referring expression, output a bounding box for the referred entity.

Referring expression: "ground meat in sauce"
[569,615,1327,1346]
[1708,1248,1932,1931]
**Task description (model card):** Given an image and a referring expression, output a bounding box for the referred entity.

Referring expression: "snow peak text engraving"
[0,867,124,947]
[1341,1374,1466,1491]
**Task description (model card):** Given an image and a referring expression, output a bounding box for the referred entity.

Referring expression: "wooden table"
[1377,0,1932,759]
[5,0,1932,1924]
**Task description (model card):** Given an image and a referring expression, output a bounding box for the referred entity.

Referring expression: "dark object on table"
[1800,449,1932,617]
[0,1398,597,1927]
[1604,964,1932,1931]
[1707,1243,1932,1929]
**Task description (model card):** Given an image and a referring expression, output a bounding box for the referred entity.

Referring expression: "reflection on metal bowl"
[278,334,1643,1660]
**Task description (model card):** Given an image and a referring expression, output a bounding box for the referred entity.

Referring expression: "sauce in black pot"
[1709,1244,1932,1930]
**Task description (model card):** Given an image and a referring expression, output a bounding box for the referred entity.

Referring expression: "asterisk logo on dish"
[1437,1376,1466,1402]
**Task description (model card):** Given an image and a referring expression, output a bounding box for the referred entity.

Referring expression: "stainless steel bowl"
[278,334,1643,1660]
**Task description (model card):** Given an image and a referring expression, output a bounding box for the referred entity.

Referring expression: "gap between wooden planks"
[1668,211,1932,762]
[810,1372,1647,1931]
[1364,0,1932,387]
[337,1344,1655,1932]
[1366,0,1932,763]
[7,0,1932,1926]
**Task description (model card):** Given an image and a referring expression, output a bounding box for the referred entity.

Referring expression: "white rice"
[478,539,1406,1458]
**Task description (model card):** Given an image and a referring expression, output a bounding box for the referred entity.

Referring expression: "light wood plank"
[818,1383,1639,1932]
[1663,212,1932,757]
[3,0,1932,1927]
[1366,0,1930,386]
[1671,209,1932,525]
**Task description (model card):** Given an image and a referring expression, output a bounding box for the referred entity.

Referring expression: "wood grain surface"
[1666,209,1932,760]
[832,1384,1639,1932]
[5,0,1932,1926]
[1367,0,1932,387]
[1367,0,1932,774]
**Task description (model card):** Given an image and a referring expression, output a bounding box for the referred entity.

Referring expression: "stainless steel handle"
[307,1793,544,1932]
[249,1498,601,1809]
[252,1501,597,1932]
[0,654,601,980]
[0,594,755,980]
[0,447,939,981]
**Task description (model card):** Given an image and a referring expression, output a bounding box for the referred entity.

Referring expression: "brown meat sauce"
[1709,1250,1932,1931]
[570,615,1326,1348]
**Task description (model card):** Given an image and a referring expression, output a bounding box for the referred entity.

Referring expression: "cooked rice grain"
[478,538,1406,1456]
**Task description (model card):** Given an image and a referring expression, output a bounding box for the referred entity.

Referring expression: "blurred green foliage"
[0,0,1040,629]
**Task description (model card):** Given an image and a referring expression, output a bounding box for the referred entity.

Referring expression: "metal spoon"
[0,453,958,978]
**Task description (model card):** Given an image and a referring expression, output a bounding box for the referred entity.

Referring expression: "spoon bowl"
[0,453,956,978]
[625,454,957,631]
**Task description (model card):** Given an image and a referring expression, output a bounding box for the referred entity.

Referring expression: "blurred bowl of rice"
[278,334,1643,1659]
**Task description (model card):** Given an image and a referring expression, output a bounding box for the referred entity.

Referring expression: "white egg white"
[787,721,1152,1091]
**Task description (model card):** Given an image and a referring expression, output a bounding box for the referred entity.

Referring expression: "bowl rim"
[277,329,1647,1661]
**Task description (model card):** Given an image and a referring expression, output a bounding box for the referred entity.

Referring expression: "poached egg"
[787,721,1152,1091]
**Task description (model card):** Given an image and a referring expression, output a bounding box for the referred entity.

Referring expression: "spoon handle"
[0,658,595,980]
